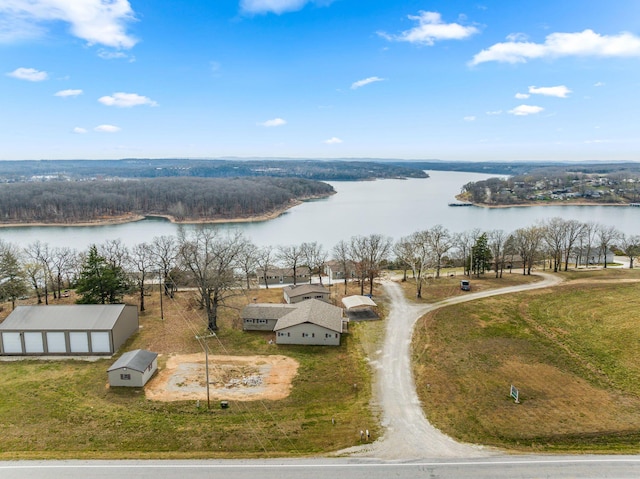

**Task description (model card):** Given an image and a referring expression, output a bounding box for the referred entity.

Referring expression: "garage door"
[1,332,23,354]
[69,332,89,353]
[46,332,67,353]
[24,332,44,354]
[90,332,111,353]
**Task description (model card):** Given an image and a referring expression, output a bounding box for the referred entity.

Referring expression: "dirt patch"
[145,353,299,402]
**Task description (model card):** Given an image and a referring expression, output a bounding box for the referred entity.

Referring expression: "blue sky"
[2,0,640,161]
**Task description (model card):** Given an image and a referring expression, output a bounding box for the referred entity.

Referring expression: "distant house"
[283,284,330,304]
[242,299,346,346]
[0,304,138,356]
[274,299,346,346]
[325,260,356,283]
[242,303,296,331]
[259,267,310,286]
[107,349,158,387]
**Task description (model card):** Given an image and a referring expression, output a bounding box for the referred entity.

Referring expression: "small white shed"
[107,349,158,387]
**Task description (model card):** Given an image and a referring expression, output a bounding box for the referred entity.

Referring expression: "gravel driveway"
[343,272,562,460]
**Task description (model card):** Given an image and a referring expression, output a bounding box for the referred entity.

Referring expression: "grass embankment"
[412,268,640,453]
[0,282,383,459]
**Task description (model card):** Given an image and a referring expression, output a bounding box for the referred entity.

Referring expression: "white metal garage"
[0,304,139,356]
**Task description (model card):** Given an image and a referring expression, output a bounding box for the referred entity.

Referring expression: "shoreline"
[0,194,331,229]
[467,201,631,209]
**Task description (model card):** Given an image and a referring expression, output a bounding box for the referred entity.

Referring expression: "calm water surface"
[1,170,639,250]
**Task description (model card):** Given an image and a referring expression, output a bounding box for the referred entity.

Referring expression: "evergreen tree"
[471,233,492,276]
[75,245,129,304]
[0,241,28,310]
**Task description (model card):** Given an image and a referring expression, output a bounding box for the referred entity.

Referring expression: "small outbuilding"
[0,304,139,356]
[107,349,158,387]
[283,284,330,304]
[342,295,379,321]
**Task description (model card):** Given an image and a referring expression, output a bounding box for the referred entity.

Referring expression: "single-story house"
[274,299,346,346]
[283,284,330,304]
[259,267,311,286]
[242,303,296,331]
[107,349,158,387]
[243,299,346,346]
[324,260,356,283]
[0,304,139,356]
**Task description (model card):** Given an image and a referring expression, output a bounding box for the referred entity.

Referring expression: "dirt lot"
[145,353,299,402]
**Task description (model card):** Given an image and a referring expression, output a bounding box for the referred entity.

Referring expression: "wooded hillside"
[0,177,335,224]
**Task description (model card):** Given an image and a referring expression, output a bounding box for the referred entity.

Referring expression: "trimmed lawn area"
[412,270,640,452]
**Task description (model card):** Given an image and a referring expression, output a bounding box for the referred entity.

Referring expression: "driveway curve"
[342,272,562,460]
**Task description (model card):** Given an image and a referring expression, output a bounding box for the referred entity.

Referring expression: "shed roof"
[274,299,343,333]
[0,304,130,331]
[283,284,330,298]
[107,349,158,373]
[342,295,377,310]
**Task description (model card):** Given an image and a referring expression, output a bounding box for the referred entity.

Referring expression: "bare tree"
[453,229,481,276]
[98,239,129,270]
[562,219,586,271]
[596,224,620,268]
[24,241,54,304]
[0,240,28,310]
[178,229,246,331]
[50,247,75,298]
[579,221,598,268]
[129,242,154,312]
[395,231,432,299]
[488,229,508,278]
[332,240,352,294]
[618,233,640,269]
[542,217,565,272]
[511,226,543,275]
[350,234,391,296]
[301,241,327,285]
[151,235,178,297]
[256,246,275,289]
[23,261,45,303]
[237,239,259,290]
[425,225,452,279]
[277,244,304,286]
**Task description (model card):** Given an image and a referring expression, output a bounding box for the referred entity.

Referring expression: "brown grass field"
[0,280,383,459]
[412,267,640,452]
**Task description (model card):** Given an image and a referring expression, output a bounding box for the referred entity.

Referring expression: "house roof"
[0,304,131,331]
[274,299,343,333]
[283,284,329,298]
[342,295,377,310]
[107,349,157,373]
[241,303,297,320]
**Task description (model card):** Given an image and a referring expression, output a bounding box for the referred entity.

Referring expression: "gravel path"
[342,272,562,460]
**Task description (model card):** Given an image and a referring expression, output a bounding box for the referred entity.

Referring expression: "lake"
[1,170,639,251]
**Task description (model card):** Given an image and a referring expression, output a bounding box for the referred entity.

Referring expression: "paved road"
[343,272,563,460]
[2,457,639,479]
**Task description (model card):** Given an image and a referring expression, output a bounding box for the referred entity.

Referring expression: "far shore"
[455,195,634,209]
[0,195,330,229]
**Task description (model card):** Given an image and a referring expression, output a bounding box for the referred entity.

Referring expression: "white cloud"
[486,110,503,115]
[324,137,343,144]
[471,29,640,65]
[508,105,544,116]
[6,67,48,81]
[55,89,83,97]
[94,124,121,133]
[515,92,530,99]
[528,85,571,98]
[258,118,287,127]
[0,0,138,49]
[73,127,88,134]
[98,50,134,61]
[378,11,479,46]
[98,92,157,107]
[351,76,385,89]
[240,0,332,15]
[463,116,476,121]
[594,81,605,87]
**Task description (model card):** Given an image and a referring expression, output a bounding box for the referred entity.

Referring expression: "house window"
[120,373,131,380]
[302,332,309,338]
[325,333,331,338]
[303,296,311,300]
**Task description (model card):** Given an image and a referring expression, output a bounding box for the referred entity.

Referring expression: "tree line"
[1,218,638,331]
[0,177,335,224]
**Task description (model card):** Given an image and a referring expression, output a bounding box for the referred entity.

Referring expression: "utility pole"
[158,271,164,321]
[195,333,216,409]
